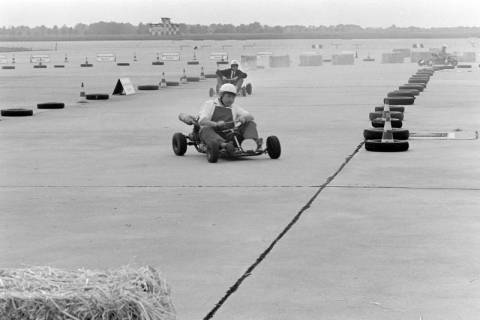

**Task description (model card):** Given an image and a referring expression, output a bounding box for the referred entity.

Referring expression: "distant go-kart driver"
[216,60,247,94]
[198,83,262,154]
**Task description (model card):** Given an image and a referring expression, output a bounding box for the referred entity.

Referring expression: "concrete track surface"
[1,61,479,320]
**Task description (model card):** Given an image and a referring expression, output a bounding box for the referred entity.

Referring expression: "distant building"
[149,18,180,36]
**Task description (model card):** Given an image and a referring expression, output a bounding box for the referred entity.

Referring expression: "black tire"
[266,136,281,159]
[371,118,403,128]
[172,133,188,156]
[365,139,409,152]
[374,106,405,112]
[206,141,220,163]
[399,84,425,91]
[1,108,33,117]
[37,102,65,109]
[384,96,414,105]
[117,62,130,66]
[245,83,252,95]
[54,65,65,68]
[387,90,419,97]
[187,61,199,65]
[457,64,472,69]
[33,65,47,68]
[85,93,109,100]
[217,61,229,65]
[363,128,409,140]
[369,111,404,121]
[80,63,93,67]
[205,74,217,79]
[2,66,15,70]
[363,57,375,62]
[209,88,215,97]
[186,76,200,82]
[166,81,179,87]
[152,61,164,65]
[138,85,159,90]
[408,78,428,84]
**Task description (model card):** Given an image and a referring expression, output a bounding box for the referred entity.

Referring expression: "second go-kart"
[209,79,253,97]
[172,113,281,163]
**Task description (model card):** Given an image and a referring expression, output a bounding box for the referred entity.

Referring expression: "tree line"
[1,21,479,38]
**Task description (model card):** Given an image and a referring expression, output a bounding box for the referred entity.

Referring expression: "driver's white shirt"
[198,98,250,123]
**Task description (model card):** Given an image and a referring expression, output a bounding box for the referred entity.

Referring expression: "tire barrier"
[187,61,199,65]
[375,106,405,112]
[54,65,65,68]
[85,93,109,100]
[205,74,217,79]
[365,139,409,152]
[408,78,428,84]
[371,118,403,128]
[384,96,415,105]
[137,85,159,90]
[1,108,33,117]
[363,128,409,140]
[80,63,93,67]
[152,61,164,65]
[369,111,404,121]
[186,76,200,82]
[387,89,420,97]
[34,64,47,69]
[363,57,375,62]
[37,102,65,109]
[399,83,425,91]
[457,64,472,69]
[117,62,130,66]
[2,66,15,70]
[166,81,180,87]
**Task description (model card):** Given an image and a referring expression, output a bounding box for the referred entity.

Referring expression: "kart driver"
[198,83,262,154]
[216,60,247,94]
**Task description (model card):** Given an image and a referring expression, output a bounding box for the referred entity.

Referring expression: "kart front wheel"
[266,136,281,159]
[172,133,187,156]
[206,141,220,163]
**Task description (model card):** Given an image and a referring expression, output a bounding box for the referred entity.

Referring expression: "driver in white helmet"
[216,59,247,94]
[198,83,261,154]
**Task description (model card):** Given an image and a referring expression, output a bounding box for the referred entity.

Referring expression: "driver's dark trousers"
[199,121,258,146]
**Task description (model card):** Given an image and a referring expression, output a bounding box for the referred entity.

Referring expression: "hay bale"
[332,52,354,65]
[0,265,175,320]
[381,52,405,63]
[240,55,257,69]
[299,52,322,66]
[269,55,290,68]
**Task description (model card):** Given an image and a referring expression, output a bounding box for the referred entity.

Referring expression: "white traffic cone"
[200,66,206,80]
[78,82,87,103]
[160,72,167,88]
[180,68,187,84]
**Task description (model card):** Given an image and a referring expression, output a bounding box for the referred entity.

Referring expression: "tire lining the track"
[202,140,365,320]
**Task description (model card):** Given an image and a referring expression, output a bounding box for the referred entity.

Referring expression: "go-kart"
[172,113,281,163]
[209,78,253,97]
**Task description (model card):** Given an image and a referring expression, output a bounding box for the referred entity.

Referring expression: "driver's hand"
[222,76,227,80]
[216,120,226,128]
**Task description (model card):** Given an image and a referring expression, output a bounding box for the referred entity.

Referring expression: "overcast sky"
[2,0,480,28]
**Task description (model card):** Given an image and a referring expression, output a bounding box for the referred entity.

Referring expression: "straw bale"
[0,265,175,320]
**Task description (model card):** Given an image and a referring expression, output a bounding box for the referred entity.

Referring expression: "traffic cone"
[133,53,138,62]
[180,68,187,84]
[160,72,167,88]
[78,82,87,103]
[193,47,197,61]
[200,66,206,80]
[156,53,160,62]
[11,55,15,64]
[381,111,394,143]
[64,54,68,63]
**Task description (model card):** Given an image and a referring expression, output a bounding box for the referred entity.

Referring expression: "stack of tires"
[363,67,435,152]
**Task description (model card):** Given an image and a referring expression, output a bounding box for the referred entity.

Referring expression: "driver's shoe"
[221,142,235,157]
[255,138,263,151]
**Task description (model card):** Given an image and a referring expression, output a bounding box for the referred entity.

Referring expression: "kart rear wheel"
[241,87,246,96]
[209,88,215,97]
[206,141,219,163]
[266,136,281,159]
[172,133,187,156]
[245,83,252,95]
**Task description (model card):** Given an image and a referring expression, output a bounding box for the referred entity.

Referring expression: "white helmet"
[230,59,239,66]
[219,83,237,95]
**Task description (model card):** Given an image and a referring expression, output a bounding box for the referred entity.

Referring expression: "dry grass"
[0,265,175,320]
